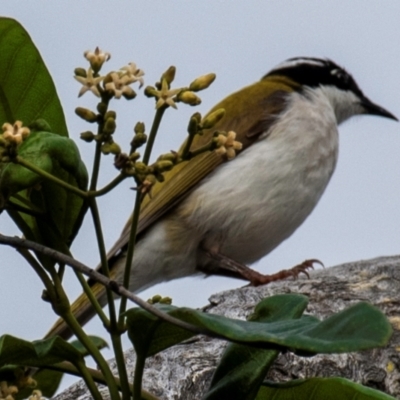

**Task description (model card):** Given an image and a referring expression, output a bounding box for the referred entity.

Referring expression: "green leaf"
[256,378,396,400]
[0,366,63,400]
[71,335,109,357]
[0,18,68,135]
[1,130,88,262]
[0,18,88,257]
[0,335,85,399]
[204,294,309,400]
[126,300,391,358]
[20,369,63,399]
[0,334,83,367]
[125,304,196,359]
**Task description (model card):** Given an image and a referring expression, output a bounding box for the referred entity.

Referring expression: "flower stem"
[61,309,121,400]
[88,197,130,396]
[74,269,110,329]
[88,197,117,323]
[88,173,127,197]
[142,106,167,165]
[118,190,142,319]
[15,156,87,198]
[74,360,104,400]
[133,354,146,400]
[110,333,131,400]
[90,140,103,191]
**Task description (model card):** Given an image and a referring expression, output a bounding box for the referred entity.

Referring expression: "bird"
[46,57,397,340]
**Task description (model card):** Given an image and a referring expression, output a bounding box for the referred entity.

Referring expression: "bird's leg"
[201,249,322,286]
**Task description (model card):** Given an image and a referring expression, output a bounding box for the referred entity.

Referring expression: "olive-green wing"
[105,76,299,260]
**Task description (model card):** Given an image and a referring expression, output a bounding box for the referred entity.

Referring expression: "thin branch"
[142,106,166,165]
[88,173,127,197]
[119,190,143,318]
[15,156,88,198]
[0,233,217,338]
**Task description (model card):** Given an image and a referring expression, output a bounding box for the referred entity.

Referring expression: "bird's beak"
[361,97,398,121]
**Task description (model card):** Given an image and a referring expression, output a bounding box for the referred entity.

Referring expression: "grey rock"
[53,255,400,399]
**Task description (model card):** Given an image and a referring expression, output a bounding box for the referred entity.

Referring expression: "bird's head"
[264,57,397,124]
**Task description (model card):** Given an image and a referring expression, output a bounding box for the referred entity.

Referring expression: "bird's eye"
[331,68,350,84]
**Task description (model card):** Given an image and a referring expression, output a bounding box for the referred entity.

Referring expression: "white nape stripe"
[270,57,326,73]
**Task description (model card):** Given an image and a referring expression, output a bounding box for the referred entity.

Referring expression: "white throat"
[181,88,341,264]
[308,85,364,124]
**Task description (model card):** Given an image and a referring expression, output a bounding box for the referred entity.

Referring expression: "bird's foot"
[201,250,322,286]
[248,258,323,286]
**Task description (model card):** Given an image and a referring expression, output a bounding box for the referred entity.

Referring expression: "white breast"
[183,89,340,265]
[126,88,341,292]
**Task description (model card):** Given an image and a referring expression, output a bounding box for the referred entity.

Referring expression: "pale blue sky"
[1,0,399,392]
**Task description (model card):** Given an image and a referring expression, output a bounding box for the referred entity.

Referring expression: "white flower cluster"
[74,47,144,100]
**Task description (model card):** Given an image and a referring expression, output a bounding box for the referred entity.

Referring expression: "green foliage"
[126,297,391,355]
[70,336,109,357]
[126,295,393,399]
[0,335,83,399]
[256,378,396,400]
[0,18,88,261]
[204,294,308,400]
[0,335,108,399]
[0,18,68,135]
[1,128,88,259]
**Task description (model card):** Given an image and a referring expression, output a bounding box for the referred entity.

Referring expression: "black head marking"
[264,57,364,98]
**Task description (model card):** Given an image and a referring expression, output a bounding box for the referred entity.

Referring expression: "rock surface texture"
[53,255,400,399]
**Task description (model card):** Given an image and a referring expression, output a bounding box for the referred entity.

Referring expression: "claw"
[304,258,324,268]
[289,259,323,280]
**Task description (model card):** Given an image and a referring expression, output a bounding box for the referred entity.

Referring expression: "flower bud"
[97,102,108,114]
[155,160,174,172]
[158,152,177,162]
[161,66,176,85]
[103,117,116,134]
[129,152,141,161]
[134,121,145,134]
[148,294,162,304]
[131,132,147,148]
[159,296,172,304]
[144,86,157,98]
[201,108,226,129]
[75,107,98,123]
[178,91,201,106]
[101,141,121,155]
[74,67,87,78]
[187,112,201,135]
[104,110,116,120]
[122,89,137,100]
[189,73,216,92]
[134,162,149,175]
[80,131,95,142]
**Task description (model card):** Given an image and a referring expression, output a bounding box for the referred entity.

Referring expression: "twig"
[0,233,218,337]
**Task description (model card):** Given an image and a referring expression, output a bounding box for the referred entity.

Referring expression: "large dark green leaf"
[1,129,88,258]
[256,378,395,400]
[126,300,391,358]
[0,18,88,256]
[70,335,109,357]
[125,304,196,359]
[0,334,83,368]
[0,366,63,400]
[0,18,67,135]
[0,334,86,399]
[204,294,308,400]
